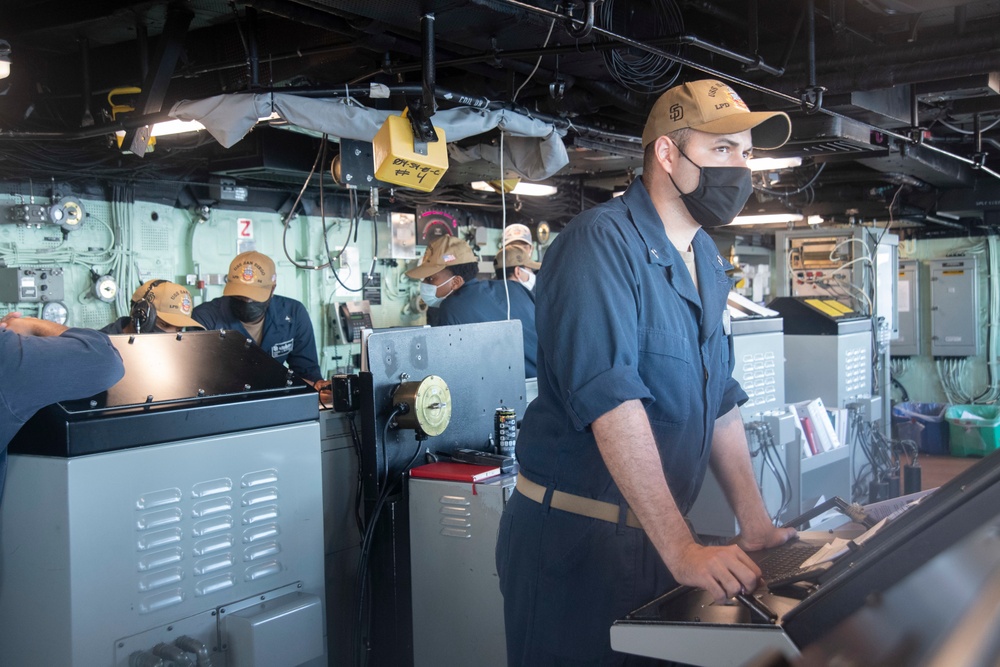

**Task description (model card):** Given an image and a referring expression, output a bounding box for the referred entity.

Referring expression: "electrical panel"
[775,228,898,338]
[0,267,66,303]
[2,197,85,231]
[893,260,920,356]
[781,235,854,299]
[929,256,980,357]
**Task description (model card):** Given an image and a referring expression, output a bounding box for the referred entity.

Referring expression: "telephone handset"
[339,300,373,343]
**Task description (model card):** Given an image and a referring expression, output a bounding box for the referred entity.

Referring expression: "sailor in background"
[101,280,205,335]
[409,236,538,378]
[193,251,327,388]
[502,223,536,261]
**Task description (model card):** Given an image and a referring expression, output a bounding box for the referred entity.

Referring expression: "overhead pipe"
[421,13,436,117]
[680,0,743,27]
[806,0,816,89]
[493,0,1000,184]
[134,19,149,84]
[79,38,93,128]
[494,0,792,98]
[777,51,1000,98]
[792,31,1000,79]
[777,6,805,73]
[247,0,572,106]
[246,6,261,88]
[122,2,194,156]
[363,30,783,84]
[796,0,825,112]
[177,43,359,78]
[974,113,986,170]
[403,12,440,147]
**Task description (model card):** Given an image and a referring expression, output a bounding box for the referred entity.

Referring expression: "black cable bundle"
[598,0,684,95]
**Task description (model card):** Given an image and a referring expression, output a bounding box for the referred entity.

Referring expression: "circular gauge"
[49,197,85,232]
[392,375,452,437]
[94,274,118,303]
[41,300,69,325]
[418,210,459,243]
[536,221,551,245]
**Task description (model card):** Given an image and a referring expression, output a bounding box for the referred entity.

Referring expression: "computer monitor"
[782,448,1000,646]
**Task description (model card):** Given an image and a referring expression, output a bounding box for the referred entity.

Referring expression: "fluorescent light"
[730,213,803,226]
[470,180,558,197]
[149,119,206,137]
[114,119,206,145]
[807,215,824,225]
[0,40,11,80]
[747,156,802,172]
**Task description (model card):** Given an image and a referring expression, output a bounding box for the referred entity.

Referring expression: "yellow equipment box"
[372,112,448,192]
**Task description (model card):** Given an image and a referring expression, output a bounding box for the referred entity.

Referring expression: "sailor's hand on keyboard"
[734,525,798,553]
[666,542,762,604]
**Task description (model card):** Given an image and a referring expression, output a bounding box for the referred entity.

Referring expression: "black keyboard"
[757,543,823,586]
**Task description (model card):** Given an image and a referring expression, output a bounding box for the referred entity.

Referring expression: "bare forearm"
[593,400,695,564]
[592,399,763,601]
[3,316,70,337]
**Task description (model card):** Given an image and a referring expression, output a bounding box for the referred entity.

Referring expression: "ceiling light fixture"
[114,119,206,148]
[149,119,207,137]
[470,180,558,197]
[747,156,802,172]
[0,40,12,80]
[730,213,803,226]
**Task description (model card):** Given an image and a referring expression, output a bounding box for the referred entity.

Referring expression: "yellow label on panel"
[824,300,854,314]
[805,298,845,317]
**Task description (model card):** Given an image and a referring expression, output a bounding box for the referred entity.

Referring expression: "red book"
[409,461,502,483]
[800,417,819,456]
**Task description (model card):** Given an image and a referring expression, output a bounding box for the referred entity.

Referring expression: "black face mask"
[668,146,754,228]
[231,297,269,323]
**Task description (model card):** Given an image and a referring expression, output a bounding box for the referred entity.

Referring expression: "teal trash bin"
[945,405,1000,457]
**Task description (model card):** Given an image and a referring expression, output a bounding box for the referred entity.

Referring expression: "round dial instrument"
[536,221,551,245]
[392,375,452,437]
[94,274,118,303]
[41,300,69,325]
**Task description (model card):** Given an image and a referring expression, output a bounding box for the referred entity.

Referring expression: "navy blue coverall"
[192,294,322,381]
[495,178,747,665]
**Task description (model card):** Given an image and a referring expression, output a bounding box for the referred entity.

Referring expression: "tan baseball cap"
[494,245,540,271]
[502,224,533,249]
[641,79,791,150]
[131,280,204,330]
[223,251,277,302]
[406,236,478,280]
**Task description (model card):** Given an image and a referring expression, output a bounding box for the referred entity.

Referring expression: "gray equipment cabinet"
[409,473,515,667]
[0,331,327,667]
